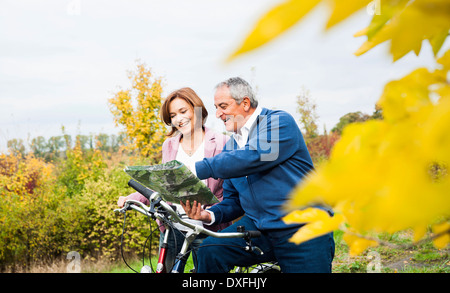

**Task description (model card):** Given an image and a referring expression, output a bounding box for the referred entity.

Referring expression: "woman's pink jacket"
[127,127,231,232]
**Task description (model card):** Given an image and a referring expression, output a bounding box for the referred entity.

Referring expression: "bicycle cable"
[163,217,183,273]
[120,212,139,273]
[142,214,159,272]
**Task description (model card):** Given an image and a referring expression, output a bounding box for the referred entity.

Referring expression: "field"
[5,229,447,273]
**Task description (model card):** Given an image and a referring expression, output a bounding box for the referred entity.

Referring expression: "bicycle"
[114,179,281,273]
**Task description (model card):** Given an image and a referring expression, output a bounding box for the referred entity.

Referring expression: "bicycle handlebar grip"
[246,230,262,238]
[127,179,154,200]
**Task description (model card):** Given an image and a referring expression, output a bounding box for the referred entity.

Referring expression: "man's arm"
[196,111,311,180]
[205,179,244,224]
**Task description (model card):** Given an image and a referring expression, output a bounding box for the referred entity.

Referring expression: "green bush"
[0,171,82,270]
[0,148,160,271]
[75,165,160,261]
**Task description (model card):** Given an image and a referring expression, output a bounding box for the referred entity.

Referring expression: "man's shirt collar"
[233,106,262,148]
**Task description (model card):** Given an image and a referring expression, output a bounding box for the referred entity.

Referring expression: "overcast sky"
[1,0,448,152]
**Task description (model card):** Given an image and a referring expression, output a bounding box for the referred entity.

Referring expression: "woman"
[117,87,230,272]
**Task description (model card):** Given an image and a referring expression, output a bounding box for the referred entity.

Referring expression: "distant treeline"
[6,132,127,162]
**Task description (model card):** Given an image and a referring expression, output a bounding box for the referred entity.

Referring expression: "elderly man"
[182,77,334,273]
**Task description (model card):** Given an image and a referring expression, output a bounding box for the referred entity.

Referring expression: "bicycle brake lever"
[244,244,264,255]
[115,208,129,214]
[252,246,264,256]
[114,205,129,214]
[114,202,134,214]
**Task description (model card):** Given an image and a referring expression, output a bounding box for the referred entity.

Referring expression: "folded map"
[124,160,219,206]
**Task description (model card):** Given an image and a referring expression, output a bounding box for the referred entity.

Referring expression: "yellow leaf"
[287,213,344,244]
[353,0,450,61]
[432,221,450,249]
[227,0,321,61]
[343,232,379,256]
[422,90,450,163]
[413,225,428,243]
[283,207,331,224]
[429,29,448,56]
[354,19,393,57]
[437,48,450,70]
[365,0,409,40]
[388,4,427,61]
[378,68,435,122]
[353,27,368,38]
[326,0,372,29]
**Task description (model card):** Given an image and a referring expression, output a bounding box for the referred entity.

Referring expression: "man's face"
[214,86,248,133]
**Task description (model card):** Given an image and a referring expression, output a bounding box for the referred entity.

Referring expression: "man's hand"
[180,200,212,223]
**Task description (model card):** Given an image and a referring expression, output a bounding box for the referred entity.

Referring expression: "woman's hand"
[117,196,127,208]
[180,200,212,223]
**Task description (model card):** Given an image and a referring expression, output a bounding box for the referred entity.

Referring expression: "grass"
[5,229,448,273]
[331,229,450,273]
[101,229,448,273]
[98,255,195,273]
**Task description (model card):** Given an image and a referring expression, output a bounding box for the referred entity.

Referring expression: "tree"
[7,139,26,157]
[110,133,126,153]
[30,136,48,159]
[47,136,64,159]
[227,0,450,253]
[296,86,319,140]
[95,133,110,152]
[331,111,370,135]
[76,134,92,151]
[108,61,166,160]
[371,104,383,120]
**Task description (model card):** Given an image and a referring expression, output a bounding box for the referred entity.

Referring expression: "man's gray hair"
[215,77,258,108]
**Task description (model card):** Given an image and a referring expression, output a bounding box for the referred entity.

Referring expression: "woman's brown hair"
[160,87,208,136]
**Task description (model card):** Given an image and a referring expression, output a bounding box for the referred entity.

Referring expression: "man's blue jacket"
[195,107,315,231]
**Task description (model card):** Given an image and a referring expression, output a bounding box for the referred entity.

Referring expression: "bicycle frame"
[158,225,197,273]
[115,194,263,273]
[156,226,170,273]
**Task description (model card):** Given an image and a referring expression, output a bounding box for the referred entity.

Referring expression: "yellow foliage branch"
[225,0,450,253]
[227,0,450,62]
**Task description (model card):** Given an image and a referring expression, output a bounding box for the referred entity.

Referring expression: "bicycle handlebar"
[116,179,262,241]
[127,179,154,200]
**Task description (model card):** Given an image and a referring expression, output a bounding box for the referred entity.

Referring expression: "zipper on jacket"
[246,176,257,198]
[246,175,264,227]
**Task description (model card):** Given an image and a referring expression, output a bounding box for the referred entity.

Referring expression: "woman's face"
[169,97,197,135]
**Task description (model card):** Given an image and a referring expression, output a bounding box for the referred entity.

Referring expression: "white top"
[176,140,205,177]
[173,140,206,232]
[232,106,262,148]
